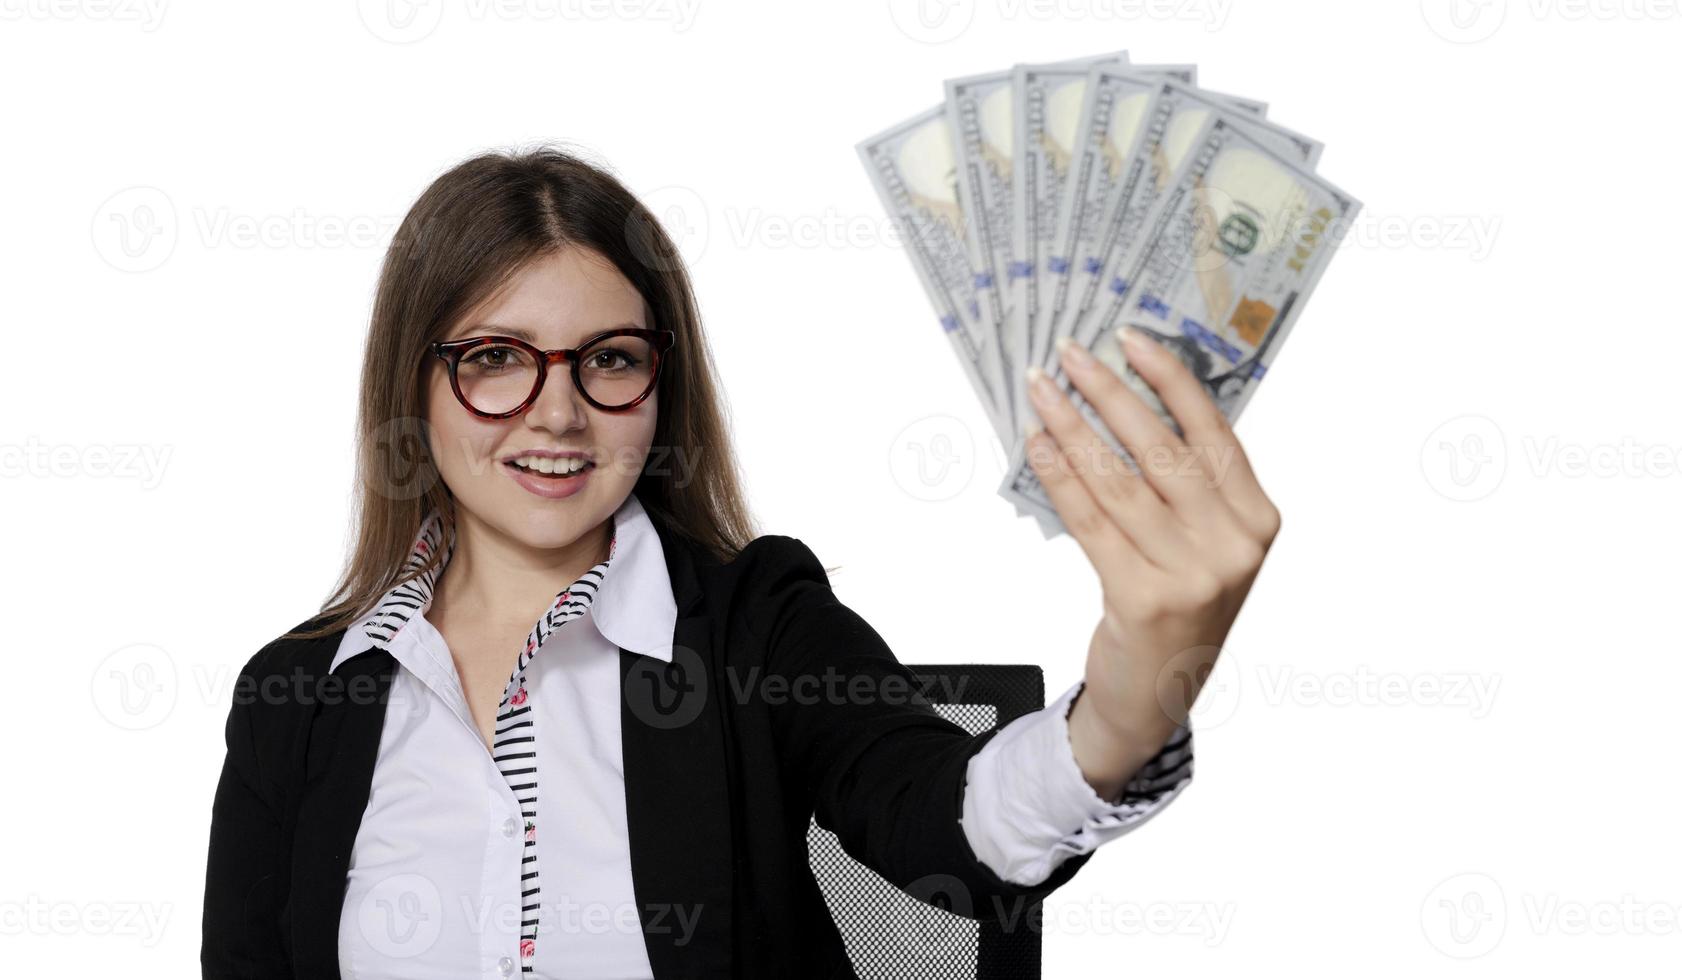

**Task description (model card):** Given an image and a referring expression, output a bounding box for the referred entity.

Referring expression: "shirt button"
[497,954,514,975]
[501,817,517,839]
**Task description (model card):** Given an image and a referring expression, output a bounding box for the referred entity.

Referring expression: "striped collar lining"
[330,491,678,672]
[346,508,616,674]
[359,507,456,649]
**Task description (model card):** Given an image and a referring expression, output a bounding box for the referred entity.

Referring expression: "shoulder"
[711,533,835,606]
[238,613,347,682]
[708,533,854,647]
[729,533,826,576]
[215,615,352,786]
[224,613,354,733]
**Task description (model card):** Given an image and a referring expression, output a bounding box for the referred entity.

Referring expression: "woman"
[201,147,1278,979]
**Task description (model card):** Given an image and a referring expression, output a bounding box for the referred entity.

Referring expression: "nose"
[522,358,589,434]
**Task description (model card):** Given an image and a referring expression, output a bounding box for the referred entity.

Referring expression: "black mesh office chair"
[806,664,1047,980]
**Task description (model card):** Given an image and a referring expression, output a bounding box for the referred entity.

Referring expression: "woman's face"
[425,246,658,553]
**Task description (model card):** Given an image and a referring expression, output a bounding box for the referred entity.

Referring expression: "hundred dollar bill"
[1009,61,1171,452]
[1001,113,1360,535]
[1043,80,1320,398]
[944,69,1025,441]
[946,49,1130,439]
[856,105,1012,444]
[1154,86,1313,189]
[1015,81,1310,539]
[1016,64,1197,437]
[1012,74,1286,538]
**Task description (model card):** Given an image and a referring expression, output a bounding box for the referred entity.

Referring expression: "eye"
[459,344,527,372]
[586,347,639,371]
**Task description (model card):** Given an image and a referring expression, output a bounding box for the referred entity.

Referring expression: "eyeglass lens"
[455,334,656,413]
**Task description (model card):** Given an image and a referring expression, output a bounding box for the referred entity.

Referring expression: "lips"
[503,456,594,500]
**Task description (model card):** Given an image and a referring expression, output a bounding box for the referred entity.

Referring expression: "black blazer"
[201,514,1096,979]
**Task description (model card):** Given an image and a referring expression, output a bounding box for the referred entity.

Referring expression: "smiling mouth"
[505,459,595,479]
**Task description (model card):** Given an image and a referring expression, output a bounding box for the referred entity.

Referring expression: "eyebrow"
[451,321,646,344]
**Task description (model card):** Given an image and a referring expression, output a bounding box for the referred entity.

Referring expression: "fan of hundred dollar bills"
[857,50,1361,539]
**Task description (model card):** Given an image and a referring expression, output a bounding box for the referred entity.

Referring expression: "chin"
[507,488,615,538]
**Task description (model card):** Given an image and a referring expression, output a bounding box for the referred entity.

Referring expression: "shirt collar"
[330,490,677,672]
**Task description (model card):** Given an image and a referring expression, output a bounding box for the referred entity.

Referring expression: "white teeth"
[512,456,588,475]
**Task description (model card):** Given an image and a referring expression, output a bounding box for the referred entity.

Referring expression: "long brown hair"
[286,144,756,641]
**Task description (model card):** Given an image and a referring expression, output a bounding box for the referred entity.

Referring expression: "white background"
[3,0,1678,975]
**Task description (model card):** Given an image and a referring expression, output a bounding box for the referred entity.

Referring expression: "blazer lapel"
[621,518,736,978]
[288,645,396,979]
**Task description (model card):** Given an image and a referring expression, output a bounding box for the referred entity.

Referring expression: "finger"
[1055,333,1226,524]
[1115,327,1279,539]
[1025,365,1193,570]
[1023,421,1158,584]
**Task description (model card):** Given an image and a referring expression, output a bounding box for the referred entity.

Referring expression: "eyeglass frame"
[429,327,676,418]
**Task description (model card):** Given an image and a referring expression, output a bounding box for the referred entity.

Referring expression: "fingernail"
[1022,417,1043,440]
[1119,326,1147,353]
[1056,336,1094,368]
[1026,365,1056,402]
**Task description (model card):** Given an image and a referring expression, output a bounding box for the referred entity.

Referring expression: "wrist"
[1066,683,1175,803]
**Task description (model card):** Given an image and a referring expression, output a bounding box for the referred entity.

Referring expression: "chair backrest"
[806,664,1046,980]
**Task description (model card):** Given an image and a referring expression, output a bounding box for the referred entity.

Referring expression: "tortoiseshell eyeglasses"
[430,328,675,418]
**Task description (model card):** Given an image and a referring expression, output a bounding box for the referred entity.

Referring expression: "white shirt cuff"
[958,679,1194,886]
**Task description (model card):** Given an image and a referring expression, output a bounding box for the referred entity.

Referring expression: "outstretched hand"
[1024,327,1280,800]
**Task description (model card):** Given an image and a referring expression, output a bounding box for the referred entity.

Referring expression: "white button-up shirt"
[332,490,1192,979]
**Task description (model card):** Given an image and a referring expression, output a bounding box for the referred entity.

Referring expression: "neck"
[431,510,613,629]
